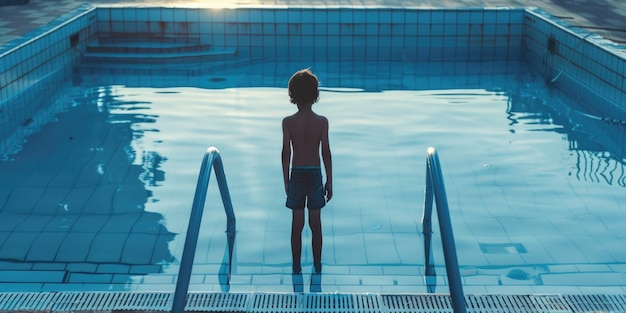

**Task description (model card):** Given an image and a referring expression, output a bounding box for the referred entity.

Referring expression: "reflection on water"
[507,89,626,187]
[217,224,236,292]
[0,86,175,289]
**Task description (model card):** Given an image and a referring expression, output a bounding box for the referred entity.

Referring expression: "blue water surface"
[0,60,624,293]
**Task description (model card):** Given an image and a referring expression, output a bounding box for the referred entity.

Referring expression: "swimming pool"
[1,4,626,305]
[1,54,625,295]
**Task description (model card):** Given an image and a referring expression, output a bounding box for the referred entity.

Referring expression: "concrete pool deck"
[1,0,626,48]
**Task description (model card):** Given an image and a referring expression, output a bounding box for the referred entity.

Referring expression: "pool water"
[0,60,625,293]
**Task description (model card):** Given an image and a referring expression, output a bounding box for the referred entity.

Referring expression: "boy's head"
[288,68,319,106]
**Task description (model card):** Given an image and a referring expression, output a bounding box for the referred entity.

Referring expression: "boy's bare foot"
[314,262,322,273]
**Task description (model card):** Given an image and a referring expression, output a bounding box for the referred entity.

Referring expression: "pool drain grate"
[1,292,625,312]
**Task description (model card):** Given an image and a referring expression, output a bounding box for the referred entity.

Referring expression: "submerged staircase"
[80,34,253,75]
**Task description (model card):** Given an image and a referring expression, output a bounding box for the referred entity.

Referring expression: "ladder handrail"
[422,147,466,313]
[172,147,236,313]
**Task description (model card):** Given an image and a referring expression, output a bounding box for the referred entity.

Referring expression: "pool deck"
[1,0,626,48]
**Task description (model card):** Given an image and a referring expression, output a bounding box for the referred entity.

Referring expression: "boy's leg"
[309,209,322,273]
[291,209,305,274]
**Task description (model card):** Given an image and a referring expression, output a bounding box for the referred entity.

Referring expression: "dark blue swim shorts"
[286,166,326,210]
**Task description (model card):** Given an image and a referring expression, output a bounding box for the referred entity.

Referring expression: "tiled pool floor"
[1,0,626,47]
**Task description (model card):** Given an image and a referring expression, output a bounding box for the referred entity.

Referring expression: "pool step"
[81,39,245,75]
[86,40,213,54]
[83,40,237,64]
[79,56,259,76]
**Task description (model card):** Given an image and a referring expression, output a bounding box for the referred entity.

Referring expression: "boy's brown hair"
[288,68,319,105]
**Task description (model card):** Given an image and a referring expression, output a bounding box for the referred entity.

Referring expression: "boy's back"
[282,110,328,167]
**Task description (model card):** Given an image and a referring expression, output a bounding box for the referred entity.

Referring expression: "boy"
[282,68,333,274]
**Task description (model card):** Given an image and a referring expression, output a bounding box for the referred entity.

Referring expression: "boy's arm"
[281,118,291,194]
[321,117,333,201]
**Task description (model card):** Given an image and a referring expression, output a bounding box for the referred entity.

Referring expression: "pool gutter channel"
[0,292,625,313]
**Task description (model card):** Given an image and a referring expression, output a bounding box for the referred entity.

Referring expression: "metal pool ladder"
[172,147,237,313]
[422,147,467,313]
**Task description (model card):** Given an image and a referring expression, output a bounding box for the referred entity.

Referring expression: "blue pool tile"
[548,264,578,273]
[121,234,157,264]
[392,10,404,23]
[122,21,135,33]
[576,264,613,273]
[485,285,535,294]
[378,9,392,23]
[228,274,252,285]
[0,270,65,283]
[444,10,457,24]
[325,9,338,23]
[259,9,273,23]
[0,283,45,292]
[577,286,626,294]
[286,8,300,23]
[274,9,287,23]
[457,10,471,24]
[464,275,500,286]
[85,233,127,263]
[110,7,124,21]
[300,23,313,36]
[134,283,176,292]
[68,272,112,283]
[248,9,263,23]
[161,7,175,22]
[0,261,32,271]
[66,263,97,273]
[111,274,136,284]
[173,7,186,22]
[5,188,43,214]
[33,263,66,271]
[353,9,366,23]
[15,215,53,233]
[0,213,27,231]
[141,274,174,284]
[431,10,444,24]
[56,234,94,263]
[542,272,626,286]
[341,10,354,24]
[338,285,382,293]
[483,9,497,24]
[251,274,282,285]
[496,9,510,23]
[147,7,160,21]
[364,9,378,24]
[135,8,149,21]
[98,264,130,274]
[122,7,136,21]
[361,275,396,286]
[27,233,66,261]
[130,264,162,275]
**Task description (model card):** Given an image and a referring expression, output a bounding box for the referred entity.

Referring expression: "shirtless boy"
[282,68,333,274]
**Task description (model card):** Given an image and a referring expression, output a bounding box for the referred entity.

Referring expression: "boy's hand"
[324,182,333,202]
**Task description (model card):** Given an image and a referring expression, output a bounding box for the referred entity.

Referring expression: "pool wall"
[524,7,626,118]
[0,5,96,158]
[94,7,525,62]
[0,5,625,157]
